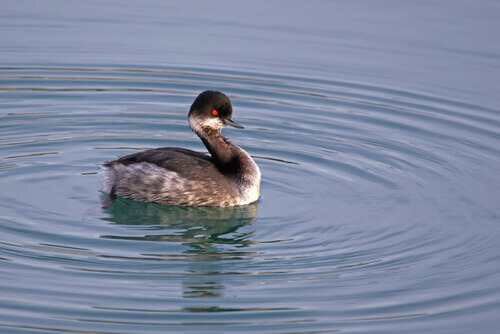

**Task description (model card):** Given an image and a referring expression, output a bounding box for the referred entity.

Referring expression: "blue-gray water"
[1,1,499,333]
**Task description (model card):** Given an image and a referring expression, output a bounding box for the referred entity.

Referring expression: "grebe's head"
[188,91,244,133]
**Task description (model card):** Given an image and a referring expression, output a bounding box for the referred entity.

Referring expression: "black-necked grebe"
[101,90,261,207]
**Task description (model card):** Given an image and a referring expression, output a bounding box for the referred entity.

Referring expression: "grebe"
[102,90,261,208]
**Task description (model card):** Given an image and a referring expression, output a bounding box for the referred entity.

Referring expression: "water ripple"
[0,66,499,333]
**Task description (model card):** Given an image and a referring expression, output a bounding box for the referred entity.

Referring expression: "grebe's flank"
[101,90,261,208]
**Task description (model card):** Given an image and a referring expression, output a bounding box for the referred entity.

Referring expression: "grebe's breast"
[235,149,261,205]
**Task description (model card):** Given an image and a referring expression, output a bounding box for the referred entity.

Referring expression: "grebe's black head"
[188,91,244,133]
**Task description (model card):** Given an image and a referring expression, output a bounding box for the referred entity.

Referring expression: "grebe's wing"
[104,147,218,179]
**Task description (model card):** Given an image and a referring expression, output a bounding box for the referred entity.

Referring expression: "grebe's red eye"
[212,109,218,116]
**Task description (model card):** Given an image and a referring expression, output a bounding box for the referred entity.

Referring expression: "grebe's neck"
[189,117,260,183]
[197,126,241,172]
[190,120,262,203]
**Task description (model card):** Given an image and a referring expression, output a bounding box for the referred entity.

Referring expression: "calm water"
[1,1,499,333]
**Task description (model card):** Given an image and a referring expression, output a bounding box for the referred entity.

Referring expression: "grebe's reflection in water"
[101,198,259,246]
[101,199,260,299]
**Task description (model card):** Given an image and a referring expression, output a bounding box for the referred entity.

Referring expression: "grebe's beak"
[224,118,245,129]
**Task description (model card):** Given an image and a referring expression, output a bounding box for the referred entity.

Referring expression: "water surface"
[1,1,499,333]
